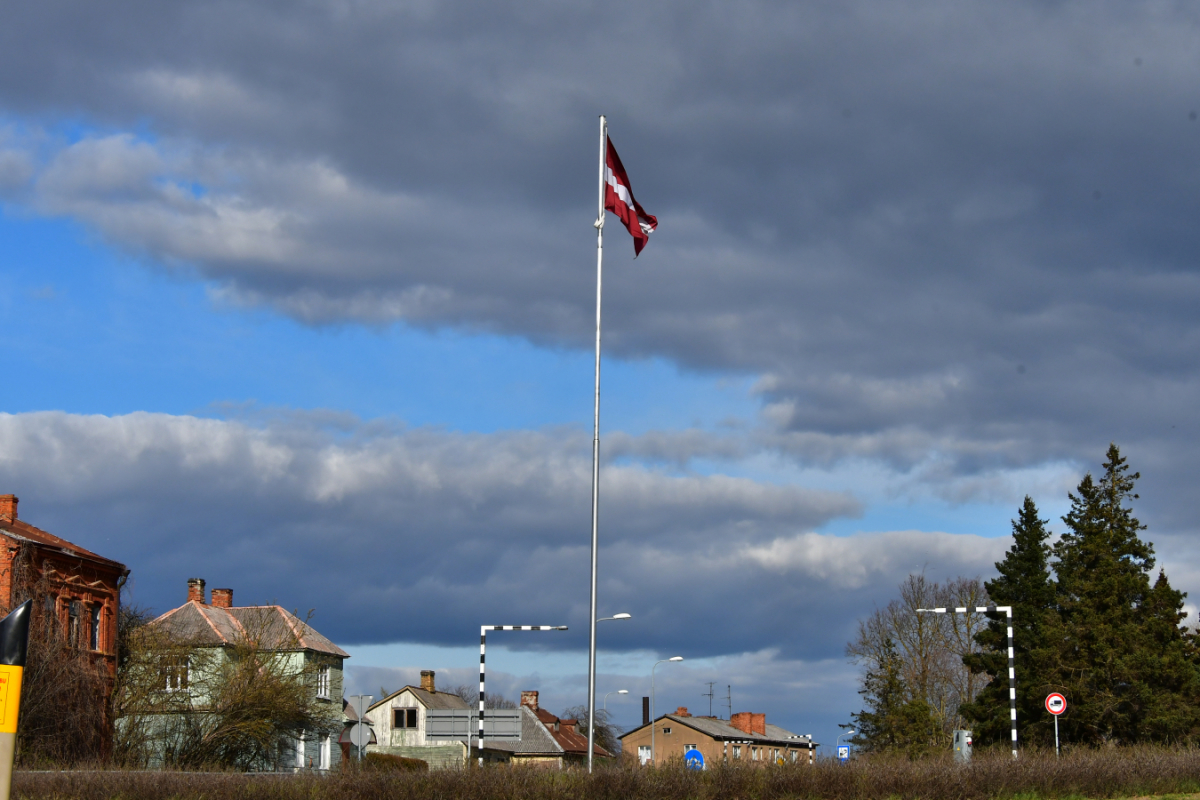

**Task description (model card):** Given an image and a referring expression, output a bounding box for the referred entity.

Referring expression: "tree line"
[848,445,1199,754]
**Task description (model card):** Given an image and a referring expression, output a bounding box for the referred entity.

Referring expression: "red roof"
[0,517,128,573]
[532,707,611,757]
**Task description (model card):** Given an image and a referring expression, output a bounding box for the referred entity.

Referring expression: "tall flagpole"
[586,114,607,774]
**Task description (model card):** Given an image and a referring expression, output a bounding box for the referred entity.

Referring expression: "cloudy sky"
[3,0,1200,750]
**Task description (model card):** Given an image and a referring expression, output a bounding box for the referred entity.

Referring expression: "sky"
[2,0,1200,754]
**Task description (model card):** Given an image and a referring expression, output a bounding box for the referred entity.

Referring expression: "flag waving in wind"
[604,139,657,256]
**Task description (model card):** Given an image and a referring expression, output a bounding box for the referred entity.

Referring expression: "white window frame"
[319,734,331,770]
[316,665,330,699]
[164,655,189,692]
[637,745,651,765]
[296,730,306,769]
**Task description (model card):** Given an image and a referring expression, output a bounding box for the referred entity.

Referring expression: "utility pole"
[725,686,732,720]
[702,682,715,717]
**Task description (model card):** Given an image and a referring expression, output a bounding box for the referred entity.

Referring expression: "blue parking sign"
[837,745,850,762]
[684,749,705,770]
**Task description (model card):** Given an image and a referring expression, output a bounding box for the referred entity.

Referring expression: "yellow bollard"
[0,601,32,800]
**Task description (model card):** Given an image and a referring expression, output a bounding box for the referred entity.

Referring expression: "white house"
[365,670,471,768]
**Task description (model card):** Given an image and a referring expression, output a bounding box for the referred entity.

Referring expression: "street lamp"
[651,656,683,766]
[477,624,568,766]
[603,689,628,712]
[587,612,632,771]
[916,605,1017,759]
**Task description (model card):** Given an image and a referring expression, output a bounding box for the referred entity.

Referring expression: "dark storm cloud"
[4,3,1200,522]
[0,410,1016,661]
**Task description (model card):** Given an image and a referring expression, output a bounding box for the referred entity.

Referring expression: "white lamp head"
[612,613,632,620]
[669,656,684,662]
[618,689,629,694]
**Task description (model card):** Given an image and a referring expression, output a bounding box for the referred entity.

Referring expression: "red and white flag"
[604,139,657,256]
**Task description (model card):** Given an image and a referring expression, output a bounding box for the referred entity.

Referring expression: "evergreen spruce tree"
[1050,444,1200,744]
[851,638,940,757]
[961,496,1059,747]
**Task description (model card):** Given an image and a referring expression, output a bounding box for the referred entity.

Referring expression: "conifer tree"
[961,496,1059,747]
[1049,444,1200,743]
[851,638,940,757]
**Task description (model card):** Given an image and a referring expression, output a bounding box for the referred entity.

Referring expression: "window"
[637,745,651,765]
[89,605,101,650]
[394,708,418,728]
[316,665,330,699]
[662,726,672,735]
[684,743,698,752]
[44,595,58,640]
[752,746,759,761]
[732,745,741,760]
[68,600,80,647]
[319,734,331,770]
[296,731,305,769]
[164,656,189,691]
[774,748,781,762]
[791,750,798,763]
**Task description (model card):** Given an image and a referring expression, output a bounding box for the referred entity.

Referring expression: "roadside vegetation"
[13,746,1200,800]
[848,445,1200,756]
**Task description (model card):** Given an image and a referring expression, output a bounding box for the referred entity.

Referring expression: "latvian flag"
[605,139,657,256]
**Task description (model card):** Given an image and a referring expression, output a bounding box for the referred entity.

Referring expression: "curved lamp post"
[603,688,628,712]
[651,656,683,765]
[587,613,632,771]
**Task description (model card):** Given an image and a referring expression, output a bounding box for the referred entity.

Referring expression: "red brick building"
[0,495,128,676]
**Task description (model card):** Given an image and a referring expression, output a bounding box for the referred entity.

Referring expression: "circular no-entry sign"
[1046,693,1067,716]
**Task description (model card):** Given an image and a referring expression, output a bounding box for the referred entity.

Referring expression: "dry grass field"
[13,747,1200,800]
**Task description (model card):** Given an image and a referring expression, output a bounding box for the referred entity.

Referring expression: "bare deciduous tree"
[114,610,340,770]
[846,573,990,740]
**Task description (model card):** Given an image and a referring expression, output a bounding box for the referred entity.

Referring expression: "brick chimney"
[211,588,233,609]
[420,670,436,693]
[643,697,650,725]
[187,578,206,604]
[675,706,691,717]
[521,690,539,711]
[731,712,766,736]
[0,495,17,521]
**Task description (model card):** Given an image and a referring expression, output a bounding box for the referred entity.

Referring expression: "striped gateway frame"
[919,606,1017,759]
[478,625,567,766]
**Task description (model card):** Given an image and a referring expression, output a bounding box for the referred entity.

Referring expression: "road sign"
[684,748,704,770]
[348,694,373,719]
[1045,693,1066,716]
[837,745,849,762]
[349,722,372,748]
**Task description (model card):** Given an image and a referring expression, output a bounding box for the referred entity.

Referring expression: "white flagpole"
[586,114,607,774]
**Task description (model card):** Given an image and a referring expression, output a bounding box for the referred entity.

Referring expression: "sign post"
[0,601,31,800]
[1045,692,1066,757]
[347,695,374,763]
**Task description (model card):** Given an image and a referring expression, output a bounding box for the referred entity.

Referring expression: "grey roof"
[367,685,471,713]
[483,706,562,755]
[620,715,815,747]
[150,601,349,657]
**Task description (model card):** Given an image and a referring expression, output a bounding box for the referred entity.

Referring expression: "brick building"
[0,494,128,676]
[619,706,816,767]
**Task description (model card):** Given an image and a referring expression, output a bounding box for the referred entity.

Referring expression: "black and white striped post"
[916,605,1017,759]
[478,625,568,766]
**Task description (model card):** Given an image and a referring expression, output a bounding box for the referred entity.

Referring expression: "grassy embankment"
[14,747,1200,800]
